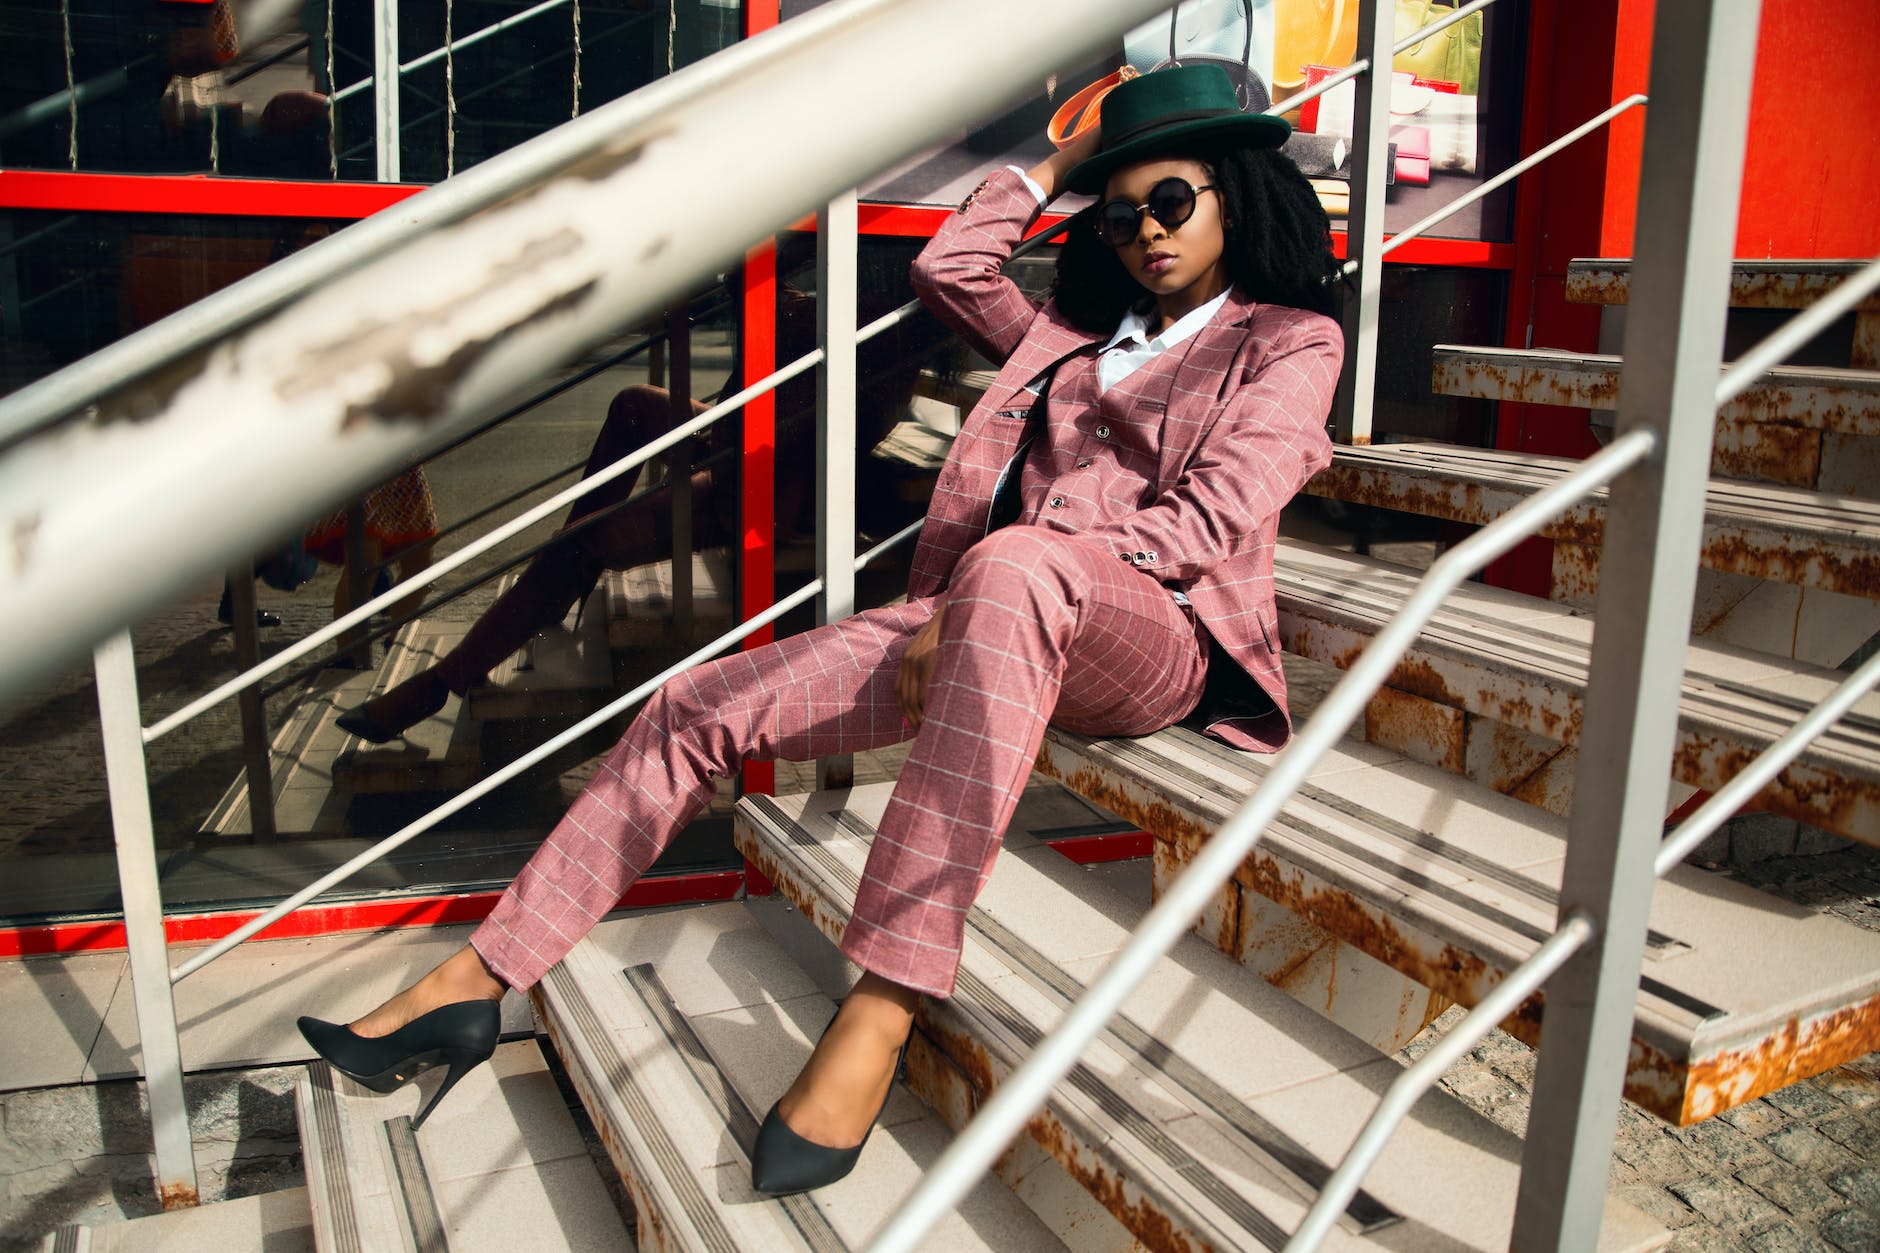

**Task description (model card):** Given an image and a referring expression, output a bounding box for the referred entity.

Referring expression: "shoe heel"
[411,1049,480,1130]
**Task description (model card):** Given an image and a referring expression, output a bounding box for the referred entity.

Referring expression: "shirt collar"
[1102,287,1233,353]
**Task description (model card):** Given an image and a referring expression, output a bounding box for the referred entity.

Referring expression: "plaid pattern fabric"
[470,163,1340,996]
[471,531,1206,996]
[908,166,1342,750]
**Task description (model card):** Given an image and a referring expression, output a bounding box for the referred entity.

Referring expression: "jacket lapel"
[1154,289,1259,490]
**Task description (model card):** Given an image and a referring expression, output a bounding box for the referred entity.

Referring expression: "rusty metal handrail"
[867,428,1659,1252]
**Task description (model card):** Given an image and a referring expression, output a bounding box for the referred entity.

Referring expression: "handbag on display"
[1296,66,1476,176]
[1051,0,1277,150]
[1125,0,1275,114]
[1394,0,1484,95]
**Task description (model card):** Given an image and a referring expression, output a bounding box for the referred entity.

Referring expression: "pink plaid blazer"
[907,167,1342,751]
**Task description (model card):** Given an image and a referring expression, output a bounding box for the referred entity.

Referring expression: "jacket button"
[1134,551,1149,564]
[1049,496,1066,509]
[1095,424,1111,439]
[1146,551,1159,562]
[1119,552,1133,562]
[1076,459,1092,469]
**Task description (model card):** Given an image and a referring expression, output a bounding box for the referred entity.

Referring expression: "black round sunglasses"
[1093,177,1219,248]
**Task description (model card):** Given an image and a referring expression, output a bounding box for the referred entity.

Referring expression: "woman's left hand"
[896,602,946,730]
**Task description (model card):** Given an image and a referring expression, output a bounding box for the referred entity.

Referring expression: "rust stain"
[1364,686,1466,775]
[1669,729,1880,843]
[157,1181,199,1211]
[1712,419,1822,488]
[281,229,591,427]
[10,512,39,576]
[1027,1109,1198,1253]
[901,1028,977,1133]
[90,344,217,430]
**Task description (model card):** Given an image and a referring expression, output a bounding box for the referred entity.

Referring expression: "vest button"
[1076,459,1092,469]
[1049,496,1066,509]
[1095,424,1111,439]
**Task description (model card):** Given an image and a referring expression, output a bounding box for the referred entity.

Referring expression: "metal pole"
[1333,0,1393,445]
[342,500,372,669]
[816,190,859,791]
[224,565,277,841]
[94,633,199,1208]
[374,0,401,182]
[1512,0,1763,1245]
[668,308,695,640]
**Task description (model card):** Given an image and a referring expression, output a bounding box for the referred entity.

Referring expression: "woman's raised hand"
[1027,126,1103,203]
[895,602,946,730]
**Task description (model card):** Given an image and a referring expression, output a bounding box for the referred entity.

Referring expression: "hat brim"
[1064,112,1292,196]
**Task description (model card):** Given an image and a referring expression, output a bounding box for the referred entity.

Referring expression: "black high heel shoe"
[750,1033,911,1195]
[335,671,448,743]
[297,1000,500,1129]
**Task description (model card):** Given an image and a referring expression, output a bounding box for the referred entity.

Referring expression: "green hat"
[1064,64,1291,196]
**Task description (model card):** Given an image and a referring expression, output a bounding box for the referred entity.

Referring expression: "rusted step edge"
[1035,724,1880,1127]
[1304,447,1880,600]
[734,794,1395,1250]
[1565,258,1880,310]
[1273,548,1880,844]
[531,940,785,1253]
[1430,346,1880,437]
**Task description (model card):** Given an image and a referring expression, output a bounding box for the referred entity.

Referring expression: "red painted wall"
[1601,0,1880,259]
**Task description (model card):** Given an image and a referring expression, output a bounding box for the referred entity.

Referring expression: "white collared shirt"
[1097,290,1231,393]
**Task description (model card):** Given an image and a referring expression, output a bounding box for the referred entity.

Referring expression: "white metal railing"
[18,0,1871,1244]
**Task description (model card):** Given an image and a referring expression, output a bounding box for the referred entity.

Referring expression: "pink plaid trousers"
[471,526,1209,998]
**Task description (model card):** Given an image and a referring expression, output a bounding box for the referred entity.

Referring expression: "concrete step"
[735,783,1666,1250]
[200,671,372,838]
[39,1188,314,1252]
[464,577,613,721]
[603,549,734,651]
[295,1040,629,1253]
[1430,345,1880,492]
[1274,538,1880,843]
[1566,257,1878,370]
[331,621,482,794]
[1031,720,1880,1127]
[528,903,1072,1251]
[1303,441,1880,603]
[1565,257,1880,312]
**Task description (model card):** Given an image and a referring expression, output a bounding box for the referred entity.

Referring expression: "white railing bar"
[1717,254,1880,408]
[145,256,933,742]
[1344,94,1649,278]
[858,517,923,570]
[1655,647,1880,876]
[0,0,913,447]
[402,0,574,77]
[1267,0,1501,120]
[142,344,824,744]
[172,514,923,983]
[3,0,1177,706]
[171,573,824,983]
[868,426,1662,1253]
[1283,912,1596,1252]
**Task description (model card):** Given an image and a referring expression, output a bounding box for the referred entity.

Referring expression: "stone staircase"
[159,257,1880,1249]
[255,802,1666,1251]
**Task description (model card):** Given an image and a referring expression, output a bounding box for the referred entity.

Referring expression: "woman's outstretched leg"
[327,601,929,1037]
[751,529,1211,1192]
[337,386,721,742]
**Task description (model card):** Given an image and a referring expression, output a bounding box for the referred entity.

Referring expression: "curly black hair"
[1050,142,1341,331]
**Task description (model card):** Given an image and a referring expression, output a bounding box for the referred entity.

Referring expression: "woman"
[296,65,1343,1196]
[333,258,946,743]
